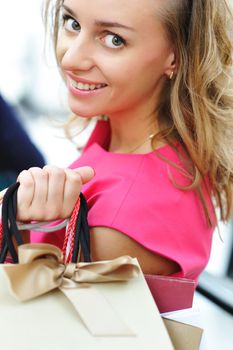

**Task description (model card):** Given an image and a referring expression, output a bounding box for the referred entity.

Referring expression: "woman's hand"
[14,165,95,222]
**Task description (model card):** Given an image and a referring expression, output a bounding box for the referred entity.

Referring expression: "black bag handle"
[0,182,22,263]
[0,183,91,264]
[72,193,91,263]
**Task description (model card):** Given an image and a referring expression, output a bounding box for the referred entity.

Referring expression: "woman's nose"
[60,34,95,72]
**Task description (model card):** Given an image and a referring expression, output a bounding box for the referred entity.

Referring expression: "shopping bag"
[0,244,174,350]
[0,182,202,349]
[145,274,195,313]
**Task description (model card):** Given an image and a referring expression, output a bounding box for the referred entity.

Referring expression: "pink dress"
[31,120,215,282]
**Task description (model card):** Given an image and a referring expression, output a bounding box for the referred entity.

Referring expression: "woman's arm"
[1,165,179,275]
[90,227,180,275]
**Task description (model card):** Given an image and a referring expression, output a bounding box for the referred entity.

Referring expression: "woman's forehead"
[62,0,164,21]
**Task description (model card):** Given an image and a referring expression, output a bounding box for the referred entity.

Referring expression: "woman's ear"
[164,51,178,79]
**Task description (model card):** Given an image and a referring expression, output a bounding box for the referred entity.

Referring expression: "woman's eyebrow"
[94,20,135,32]
[61,4,134,32]
[62,4,76,16]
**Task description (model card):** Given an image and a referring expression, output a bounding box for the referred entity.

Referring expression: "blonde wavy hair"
[43,0,233,223]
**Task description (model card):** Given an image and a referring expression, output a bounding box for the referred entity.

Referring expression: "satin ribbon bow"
[3,243,140,336]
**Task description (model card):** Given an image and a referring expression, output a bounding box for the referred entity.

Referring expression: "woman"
[1,0,233,281]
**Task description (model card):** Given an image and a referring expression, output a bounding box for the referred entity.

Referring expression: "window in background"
[0,0,68,116]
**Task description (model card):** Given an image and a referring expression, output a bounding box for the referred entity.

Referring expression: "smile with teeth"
[70,79,107,91]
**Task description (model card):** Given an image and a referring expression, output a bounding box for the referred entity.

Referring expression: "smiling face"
[57,0,176,119]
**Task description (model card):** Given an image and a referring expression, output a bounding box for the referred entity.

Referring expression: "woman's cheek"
[56,34,72,66]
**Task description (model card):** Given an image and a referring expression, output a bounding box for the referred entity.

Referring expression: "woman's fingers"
[61,167,95,218]
[43,165,66,218]
[17,170,36,220]
[28,167,49,207]
[63,168,83,217]
[73,166,95,184]
[14,165,95,222]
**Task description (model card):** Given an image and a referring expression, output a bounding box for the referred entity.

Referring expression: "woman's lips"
[68,77,107,96]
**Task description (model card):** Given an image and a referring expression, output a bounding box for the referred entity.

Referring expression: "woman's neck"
[108,110,160,154]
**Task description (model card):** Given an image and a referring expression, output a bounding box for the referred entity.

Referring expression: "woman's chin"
[68,102,102,119]
[69,107,99,119]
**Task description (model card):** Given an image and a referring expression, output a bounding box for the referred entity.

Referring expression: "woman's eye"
[103,34,125,49]
[62,15,81,33]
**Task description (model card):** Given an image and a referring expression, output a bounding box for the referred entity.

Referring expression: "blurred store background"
[0,1,233,348]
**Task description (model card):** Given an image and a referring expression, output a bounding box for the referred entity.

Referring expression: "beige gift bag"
[0,243,174,350]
